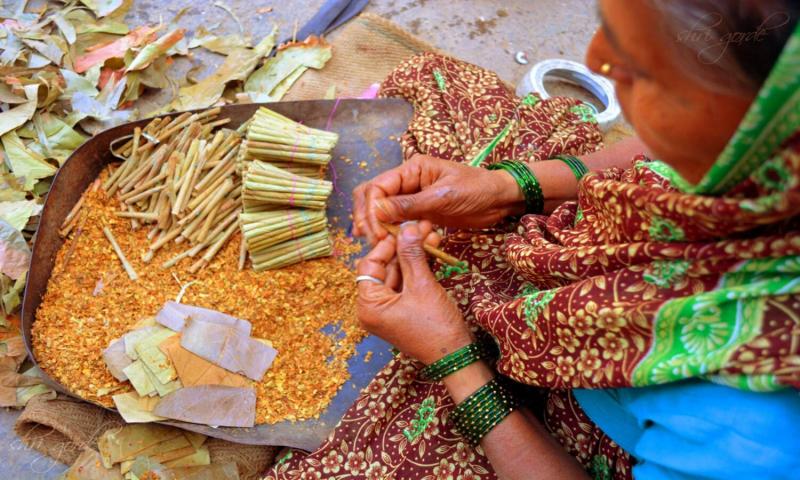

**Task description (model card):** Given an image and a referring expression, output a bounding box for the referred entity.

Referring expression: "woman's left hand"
[356,221,473,364]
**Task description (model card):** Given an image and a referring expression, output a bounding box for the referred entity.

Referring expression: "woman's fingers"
[395,222,437,292]
[384,257,401,290]
[352,183,367,237]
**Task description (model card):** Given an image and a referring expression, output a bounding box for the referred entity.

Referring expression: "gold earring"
[600,63,613,75]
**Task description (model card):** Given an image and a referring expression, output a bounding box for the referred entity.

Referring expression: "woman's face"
[586,0,756,183]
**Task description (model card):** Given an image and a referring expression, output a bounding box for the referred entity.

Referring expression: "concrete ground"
[3,1,598,477]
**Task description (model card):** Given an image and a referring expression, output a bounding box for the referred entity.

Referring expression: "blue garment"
[574,381,800,480]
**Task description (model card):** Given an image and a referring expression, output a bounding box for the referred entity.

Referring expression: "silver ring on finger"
[356,275,384,285]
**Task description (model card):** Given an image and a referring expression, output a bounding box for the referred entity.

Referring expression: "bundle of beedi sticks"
[240,107,339,271]
[103,107,244,273]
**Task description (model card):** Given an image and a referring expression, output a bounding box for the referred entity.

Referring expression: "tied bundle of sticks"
[100,108,244,273]
[239,107,339,271]
[238,107,339,179]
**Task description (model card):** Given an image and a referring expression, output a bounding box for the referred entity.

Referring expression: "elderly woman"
[267,1,800,479]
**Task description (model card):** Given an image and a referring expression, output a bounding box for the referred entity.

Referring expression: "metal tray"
[21,98,413,450]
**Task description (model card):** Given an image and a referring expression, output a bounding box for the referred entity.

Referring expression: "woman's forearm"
[442,362,590,480]
[498,135,651,214]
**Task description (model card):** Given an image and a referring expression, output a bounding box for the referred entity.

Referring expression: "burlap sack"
[284,13,439,101]
[15,395,277,480]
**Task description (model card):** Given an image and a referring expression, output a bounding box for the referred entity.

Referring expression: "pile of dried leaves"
[0,0,332,408]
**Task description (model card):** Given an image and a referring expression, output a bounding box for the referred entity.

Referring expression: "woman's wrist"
[489,169,527,216]
[442,360,496,403]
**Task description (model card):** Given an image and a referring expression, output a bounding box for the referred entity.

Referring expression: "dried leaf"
[244,35,331,102]
[22,37,66,65]
[153,385,256,427]
[67,9,129,35]
[73,25,159,73]
[1,131,58,190]
[72,77,134,132]
[60,68,99,98]
[0,200,42,230]
[126,28,186,72]
[52,12,77,45]
[79,0,125,18]
[180,318,277,381]
[170,28,276,111]
[0,83,26,104]
[112,391,166,423]
[1,273,25,316]
[155,301,251,334]
[122,361,156,396]
[0,84,38,137]
[0,30,23,65]
[188,28,251,55]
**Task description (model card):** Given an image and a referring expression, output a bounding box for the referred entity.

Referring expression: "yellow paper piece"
[112,391,165,423]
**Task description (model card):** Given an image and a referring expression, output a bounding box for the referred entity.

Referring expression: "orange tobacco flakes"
[33,169,365,424]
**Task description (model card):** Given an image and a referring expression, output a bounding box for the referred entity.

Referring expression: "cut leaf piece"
[61,448,123,480]
[122,361,155,397]
[153,385,256,427]
[79,0,125,18]
[155,301,251,334]
[159,336,250,388]
[103,339,131,381]
[180,318,277,381]
[97,424,184,468]
[162,445,211,468]
[112,391,165,423]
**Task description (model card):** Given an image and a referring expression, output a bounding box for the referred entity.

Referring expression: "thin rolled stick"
[380,222,463,267]
[61,195,85,229]
[103,227,138,280]
[238,235,247,270]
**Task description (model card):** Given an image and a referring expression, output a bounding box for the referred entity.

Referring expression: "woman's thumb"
[396,221,435,288]
[376,191,435,224]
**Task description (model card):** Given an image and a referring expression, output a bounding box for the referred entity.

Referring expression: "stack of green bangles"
[487,156,589,215]
[420,339,519,445]
[450,378,519,445]
[420,341,498,381]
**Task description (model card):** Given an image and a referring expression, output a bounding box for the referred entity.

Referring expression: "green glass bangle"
[487,160,544,214]
[553,155,590,182]
[450,378,518,445]
[420,341,498,382]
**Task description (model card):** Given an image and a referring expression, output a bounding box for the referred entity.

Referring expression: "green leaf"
[60,68,99,99]
[1,131,58,190]
[0,84,38,138]
[31,113,87,165]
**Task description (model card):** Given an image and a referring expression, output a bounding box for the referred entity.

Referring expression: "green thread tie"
[570,103,598,124]
[437,261,469,279]
[468,122,513,167]
[523,290,556,331]
[433,69,447,92]
[403,397,436,441]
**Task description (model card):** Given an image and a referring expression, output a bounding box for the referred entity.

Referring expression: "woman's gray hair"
[650,0,798,94]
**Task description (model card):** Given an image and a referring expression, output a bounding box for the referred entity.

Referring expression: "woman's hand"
[353,154,523,245]
[356,221,473,364]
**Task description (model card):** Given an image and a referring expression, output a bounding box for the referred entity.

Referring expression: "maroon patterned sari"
[264,53,800,480]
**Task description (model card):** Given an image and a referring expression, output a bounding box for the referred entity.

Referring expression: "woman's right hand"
[353,153,524,244]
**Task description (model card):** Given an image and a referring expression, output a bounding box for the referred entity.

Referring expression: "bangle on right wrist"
[552,154,590,182]
[420,340,498,382]
[487,160,544,214]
